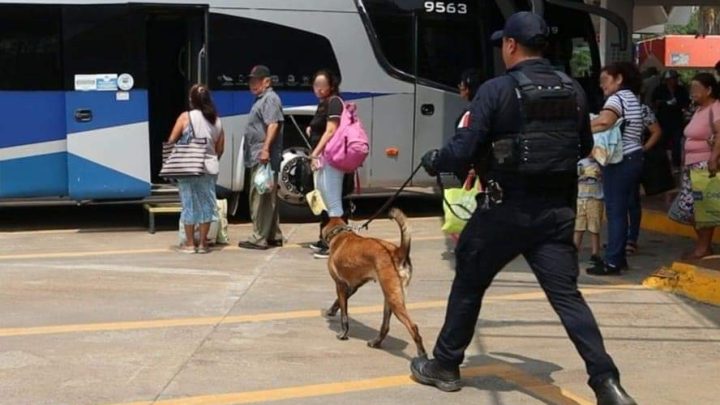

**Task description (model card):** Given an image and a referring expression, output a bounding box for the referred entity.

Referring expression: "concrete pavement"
[1,213,719,405]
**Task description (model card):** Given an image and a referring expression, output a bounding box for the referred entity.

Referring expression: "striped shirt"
[603,89,644,155]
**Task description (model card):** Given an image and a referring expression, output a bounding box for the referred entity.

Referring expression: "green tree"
[665,8,699,35]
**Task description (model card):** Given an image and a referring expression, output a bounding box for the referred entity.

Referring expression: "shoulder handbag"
[640,102,675,196]
[708,104,718,147]
[159,112,208,179]
[198,112,220,176]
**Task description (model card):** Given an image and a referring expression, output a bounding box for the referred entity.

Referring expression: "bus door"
[542,0,629,112]
[412,1,498,186]
[145,5,208,185]
[498,0,627,112]
[63,4,207,200]
[63,5,150,200]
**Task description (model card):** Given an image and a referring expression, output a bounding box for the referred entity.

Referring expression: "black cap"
[248,65,271,79]
[491,12,549,47]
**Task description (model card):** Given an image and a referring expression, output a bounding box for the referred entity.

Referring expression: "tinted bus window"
[362,0,505,88]
[416,3,493,88]
[209,13,340,90]
[0,5,63,90]
[62,6,147,90]
[361,0,413,75]
[63,5,147,90]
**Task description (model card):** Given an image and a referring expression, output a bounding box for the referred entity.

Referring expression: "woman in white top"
[588,62,645,275]
[166,85,225,253]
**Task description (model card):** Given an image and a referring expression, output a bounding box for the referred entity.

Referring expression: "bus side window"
[570,38,593,79]
[0,5,63,91]
[208,13,340,91]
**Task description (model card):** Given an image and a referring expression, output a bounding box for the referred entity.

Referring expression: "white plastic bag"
[253,163,275,194]
[178,199,229,246]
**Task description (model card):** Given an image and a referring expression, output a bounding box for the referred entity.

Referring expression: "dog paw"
[324,309,338,318]
[336,333,349,341]
[367,339,382,349]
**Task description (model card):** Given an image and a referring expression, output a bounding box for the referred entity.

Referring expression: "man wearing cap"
[412,12,636,405]
[238,65,284,250]
[652,69,690,167]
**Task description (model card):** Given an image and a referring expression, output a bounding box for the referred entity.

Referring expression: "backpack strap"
[507,71,535,135]
[507,71,536,94]
[552,70,576,91]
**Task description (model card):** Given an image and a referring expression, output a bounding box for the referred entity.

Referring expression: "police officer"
[411,12,636,405]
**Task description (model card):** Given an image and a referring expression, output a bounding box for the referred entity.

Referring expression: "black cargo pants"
[432,193,619,386]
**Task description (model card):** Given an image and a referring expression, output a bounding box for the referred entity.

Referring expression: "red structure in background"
[637,35,720,69]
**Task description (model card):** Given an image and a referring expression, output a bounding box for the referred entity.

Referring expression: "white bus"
[0,0,627,214]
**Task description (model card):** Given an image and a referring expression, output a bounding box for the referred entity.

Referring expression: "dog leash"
[358,162,424,230]
[357,162,483,230]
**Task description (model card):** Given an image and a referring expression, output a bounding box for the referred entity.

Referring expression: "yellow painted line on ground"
[0,236,448,261]
[643,262,720,306]
[0,285,638,338]
[0,248,170,261]
[109,363,591,405]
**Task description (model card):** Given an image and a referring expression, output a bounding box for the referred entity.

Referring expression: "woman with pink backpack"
[307,69,369,258]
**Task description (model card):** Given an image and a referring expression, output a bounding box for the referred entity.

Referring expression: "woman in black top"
[306,69,354,258]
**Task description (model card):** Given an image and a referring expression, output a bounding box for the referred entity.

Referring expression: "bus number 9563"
[424,2,468,14]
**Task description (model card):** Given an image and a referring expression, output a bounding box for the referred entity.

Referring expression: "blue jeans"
[627,186,641,244]
[602,151,644,267]
[317,163,345,217]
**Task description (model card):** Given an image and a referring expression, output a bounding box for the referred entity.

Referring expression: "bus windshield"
[360,0,602,98]
[362,0,505,88]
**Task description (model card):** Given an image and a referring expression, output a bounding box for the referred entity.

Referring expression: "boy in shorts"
[574,157,604,265]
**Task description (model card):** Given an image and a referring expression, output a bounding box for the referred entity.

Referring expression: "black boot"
[410,355,461,392]
[586,261,622,276]
[591,376,637,405]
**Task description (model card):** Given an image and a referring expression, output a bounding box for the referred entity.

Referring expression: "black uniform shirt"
[435,58,593,195]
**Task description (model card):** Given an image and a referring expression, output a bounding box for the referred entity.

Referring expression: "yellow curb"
[643,262,720,306]
[640,208,720,243]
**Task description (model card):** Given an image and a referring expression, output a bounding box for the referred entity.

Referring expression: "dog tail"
[388,208,412,274]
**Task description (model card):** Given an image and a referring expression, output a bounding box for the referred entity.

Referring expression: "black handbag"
[641,144,675,196]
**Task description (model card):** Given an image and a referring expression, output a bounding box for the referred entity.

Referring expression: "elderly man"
[238,65,284,250]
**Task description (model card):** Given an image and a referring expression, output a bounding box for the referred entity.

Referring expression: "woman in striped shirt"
[588,62,645,275]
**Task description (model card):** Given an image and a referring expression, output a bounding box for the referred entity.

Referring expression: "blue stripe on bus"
[66,90,149,134]
[67,153,150,200]
[0,152,68,198]
[0,90,380,148]
[0,91,66,149]
[213,90,383,116]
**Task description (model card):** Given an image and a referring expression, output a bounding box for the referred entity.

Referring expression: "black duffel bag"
[641,143,675,196]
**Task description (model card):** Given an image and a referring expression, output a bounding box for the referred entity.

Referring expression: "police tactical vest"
[491,70,581,175]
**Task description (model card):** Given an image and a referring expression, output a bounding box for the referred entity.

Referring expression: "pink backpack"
[323,100,369,173]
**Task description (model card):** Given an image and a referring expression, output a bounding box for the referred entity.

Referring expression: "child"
[574,157,604,265]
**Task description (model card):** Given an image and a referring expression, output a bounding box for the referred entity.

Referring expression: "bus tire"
[228,191,250,220]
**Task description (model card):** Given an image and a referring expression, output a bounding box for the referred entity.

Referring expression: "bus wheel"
[228,191,249,220]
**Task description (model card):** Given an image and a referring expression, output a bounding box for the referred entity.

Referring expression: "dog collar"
[324,225,353,244]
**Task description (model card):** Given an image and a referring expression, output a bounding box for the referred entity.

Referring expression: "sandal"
[625,242,638,255]
[178,245,197,254]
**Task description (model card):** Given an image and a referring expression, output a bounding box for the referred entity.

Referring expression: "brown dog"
[322,208,426,356]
